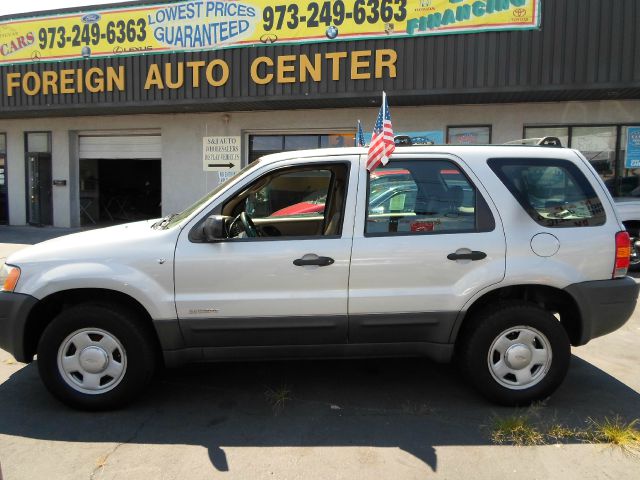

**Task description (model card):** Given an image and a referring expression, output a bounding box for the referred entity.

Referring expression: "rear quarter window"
[488,158,606,228]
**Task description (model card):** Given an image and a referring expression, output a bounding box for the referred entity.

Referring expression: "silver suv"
[1,146,638,410]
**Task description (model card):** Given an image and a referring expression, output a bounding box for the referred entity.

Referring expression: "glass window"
[0,133,5,154]
[250,136,283,152]
[26,132,51,153]
[523,127,569,148]
[223,163,349,239]
[246,169,332,219]
[320,134,353,148]
[447,126,491,145]
[366,160,477,235]
[571,126,617,182]
[284,135,318,150]
[612,126,640,198]
[249,133,356,163]
[488,159,606,228]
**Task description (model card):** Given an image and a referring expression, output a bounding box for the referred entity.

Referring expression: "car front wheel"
[457,302,571,406]
[37,303,157,410]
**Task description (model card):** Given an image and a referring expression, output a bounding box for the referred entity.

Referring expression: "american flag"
[366,92,395,172]
[355,120,366,147]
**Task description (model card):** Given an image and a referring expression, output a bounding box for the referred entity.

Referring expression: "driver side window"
[222,163,349,239]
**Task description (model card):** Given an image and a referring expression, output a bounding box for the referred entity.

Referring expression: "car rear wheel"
[457,302,571,406]
[37,303,156,410]
[629,234,640,271]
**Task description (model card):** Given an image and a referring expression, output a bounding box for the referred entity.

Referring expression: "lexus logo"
[113,46,123,54]
[513,8,527,17]
[260,34,278,44]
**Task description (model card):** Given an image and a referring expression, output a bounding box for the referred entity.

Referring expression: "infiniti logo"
[260,34,278,44]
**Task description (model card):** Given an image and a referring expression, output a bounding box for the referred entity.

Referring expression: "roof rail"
[504,136,564,147]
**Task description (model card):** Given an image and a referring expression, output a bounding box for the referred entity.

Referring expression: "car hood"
[7,220,178,266]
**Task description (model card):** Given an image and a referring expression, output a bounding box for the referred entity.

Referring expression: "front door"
[26,154,53,226]
[174,157,359,349]
[348,154,506,344]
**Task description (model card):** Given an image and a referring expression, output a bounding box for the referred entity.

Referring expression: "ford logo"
[81,13,101,24]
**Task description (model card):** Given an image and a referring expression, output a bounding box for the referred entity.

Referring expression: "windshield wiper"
[153,213,178,229]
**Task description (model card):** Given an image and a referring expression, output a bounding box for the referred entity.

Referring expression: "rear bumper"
[565,277,639,345]
[0,292,38,363]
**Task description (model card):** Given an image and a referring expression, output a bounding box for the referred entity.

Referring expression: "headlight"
[0,264,21,292]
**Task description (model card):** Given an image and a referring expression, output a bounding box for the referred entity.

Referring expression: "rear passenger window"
[366,159,494,235]
[488,158,606,228]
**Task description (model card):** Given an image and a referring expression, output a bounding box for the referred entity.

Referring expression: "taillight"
[613,231,631,278]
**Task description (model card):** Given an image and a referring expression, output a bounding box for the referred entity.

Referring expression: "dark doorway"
[26,153,53,226]
[79,159,161,226]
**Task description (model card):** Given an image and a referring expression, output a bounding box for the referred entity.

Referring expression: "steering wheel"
[231,212,259,238]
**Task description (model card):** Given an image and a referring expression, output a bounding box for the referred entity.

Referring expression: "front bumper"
[0,292,39,362]
[565,277,640,345]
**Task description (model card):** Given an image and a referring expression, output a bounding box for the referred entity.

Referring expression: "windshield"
[162,160,261,228]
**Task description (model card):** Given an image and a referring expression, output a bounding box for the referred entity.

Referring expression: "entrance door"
[348,154,506,344]
[0,134,7,224]
[26,153,53,226]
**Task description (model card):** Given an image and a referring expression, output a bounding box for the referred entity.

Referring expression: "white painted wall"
[0,99,638,227]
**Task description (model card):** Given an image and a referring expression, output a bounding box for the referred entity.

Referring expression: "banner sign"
[0,0,541,65]
[203,136,241,173]
[625,127,640,169]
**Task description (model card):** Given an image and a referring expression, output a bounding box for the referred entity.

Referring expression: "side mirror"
[202,215,228,242]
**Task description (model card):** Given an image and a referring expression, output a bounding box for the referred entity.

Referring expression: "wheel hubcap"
[504,344,533,370]
[57,328,127,395]
[487,326,552,390]
[79,346,109,374]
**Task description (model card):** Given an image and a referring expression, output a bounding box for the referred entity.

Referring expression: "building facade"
[0,0,638,227]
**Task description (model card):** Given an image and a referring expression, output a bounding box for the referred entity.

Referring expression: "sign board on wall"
[364,130,444,145]
[625,127,640,169]
[0,0,542,65]
[203,137,241,179]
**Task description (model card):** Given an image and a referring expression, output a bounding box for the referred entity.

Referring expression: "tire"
[457,301,570,406]
[37,303,157,410]
[627,230,640,272]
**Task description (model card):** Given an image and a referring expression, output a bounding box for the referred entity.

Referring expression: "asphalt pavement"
[1,229,639,479]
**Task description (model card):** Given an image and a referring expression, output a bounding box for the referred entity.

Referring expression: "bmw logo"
[326,26,339,40]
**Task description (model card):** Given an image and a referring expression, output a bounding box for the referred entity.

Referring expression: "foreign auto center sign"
[0,0,541,65]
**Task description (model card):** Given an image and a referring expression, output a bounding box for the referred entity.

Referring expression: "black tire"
[626,229,640,272]
[457,301,571,406]
[37,303,157,410]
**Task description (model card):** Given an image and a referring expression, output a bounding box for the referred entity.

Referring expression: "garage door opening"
[79,159,161,226]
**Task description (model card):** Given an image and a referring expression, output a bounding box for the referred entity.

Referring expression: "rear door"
[348,153,506,344]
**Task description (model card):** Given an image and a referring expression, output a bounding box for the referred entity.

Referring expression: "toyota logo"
[260,34,278,44]
[513,8,527,17]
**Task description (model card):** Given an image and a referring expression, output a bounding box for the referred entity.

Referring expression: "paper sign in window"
[389,194,406,211]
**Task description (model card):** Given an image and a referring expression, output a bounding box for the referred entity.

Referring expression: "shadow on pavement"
[0,355,638,473]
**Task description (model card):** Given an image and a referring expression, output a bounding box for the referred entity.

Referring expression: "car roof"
[257,145,580,164]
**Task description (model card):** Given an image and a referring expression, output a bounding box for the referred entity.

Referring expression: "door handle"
[447,251,487,261]
[293,255,335,267]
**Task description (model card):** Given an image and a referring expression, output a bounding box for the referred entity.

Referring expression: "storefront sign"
[0,0,541,65]
[3,48,397,96]
[203,136,241,174]
[625,127,640,169]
